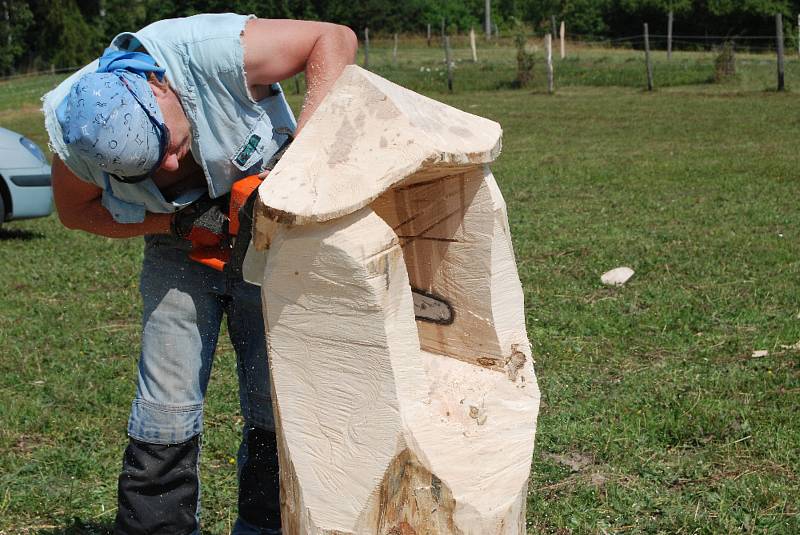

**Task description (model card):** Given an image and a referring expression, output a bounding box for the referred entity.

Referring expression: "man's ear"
[148,80,169,98]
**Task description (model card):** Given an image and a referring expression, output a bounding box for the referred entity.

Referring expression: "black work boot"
[114,435,201,535]
[235,427,282,534]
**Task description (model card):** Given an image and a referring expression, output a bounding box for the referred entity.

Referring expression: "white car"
[0,126,52,227]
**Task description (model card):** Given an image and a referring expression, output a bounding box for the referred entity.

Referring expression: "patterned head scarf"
[58,49,169,183]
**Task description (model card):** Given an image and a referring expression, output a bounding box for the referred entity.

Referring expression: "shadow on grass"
[36,518,112,535]
[0,227,43,241]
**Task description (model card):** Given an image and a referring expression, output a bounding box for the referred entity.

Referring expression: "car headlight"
[20,136,48,164]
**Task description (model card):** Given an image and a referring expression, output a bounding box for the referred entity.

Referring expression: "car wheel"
[0,192,4,228]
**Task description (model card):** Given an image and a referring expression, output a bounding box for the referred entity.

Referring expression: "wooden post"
[364,27,370,69]
[294,74,300,95]
[253,65,540,535]
[485,0,492,39]
[551,15,557,41]
[427,23,431,47]
[444,35,454,92]
[667,10,674,60]
[560,21,565,59]
[545,34,554,94]
[644,23,654,91]
[393,33,398,65]
[441,17,445,43]
[776,13,785,91]
[470,27,478,62]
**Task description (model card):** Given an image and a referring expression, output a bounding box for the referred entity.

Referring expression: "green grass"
[1,43,799,533]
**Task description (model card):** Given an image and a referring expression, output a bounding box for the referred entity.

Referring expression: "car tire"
[0,191,4,228]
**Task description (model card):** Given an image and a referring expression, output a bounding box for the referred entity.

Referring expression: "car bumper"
[3,164,53,220]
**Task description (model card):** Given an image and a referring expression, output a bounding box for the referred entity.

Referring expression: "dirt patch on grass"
[0,104,42,121]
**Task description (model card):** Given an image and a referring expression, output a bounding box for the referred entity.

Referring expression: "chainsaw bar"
[412,288,454,325]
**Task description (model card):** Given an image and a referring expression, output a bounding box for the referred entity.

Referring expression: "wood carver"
[251,65,540,534]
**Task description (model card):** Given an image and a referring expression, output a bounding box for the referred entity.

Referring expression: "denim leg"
[227,278,281,534]
[129,234,227,445]
[227,278,274,432]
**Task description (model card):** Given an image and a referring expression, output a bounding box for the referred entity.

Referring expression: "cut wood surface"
[262,208,538,534]
[257,66,539,534]
[254,65,502,231]
[372,166,528,373]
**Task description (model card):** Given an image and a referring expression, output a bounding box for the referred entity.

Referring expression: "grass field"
[1,41,799,534]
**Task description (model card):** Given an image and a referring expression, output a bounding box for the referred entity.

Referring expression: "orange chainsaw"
[187,129,294,277]
[187,173,262,275]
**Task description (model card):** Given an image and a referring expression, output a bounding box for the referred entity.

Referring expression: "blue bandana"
[58,49,169,182]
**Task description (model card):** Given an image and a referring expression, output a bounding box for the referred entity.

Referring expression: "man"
[42,13,357,534]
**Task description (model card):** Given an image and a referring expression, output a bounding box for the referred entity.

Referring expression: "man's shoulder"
[112,13,253,81]
[134,13,253,46]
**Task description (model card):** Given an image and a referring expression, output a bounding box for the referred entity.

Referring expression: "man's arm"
[242,19,358,134]
[52,156,172,238]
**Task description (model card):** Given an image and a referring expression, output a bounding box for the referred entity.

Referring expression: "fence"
[351,15,796,94]
[2,17,797,95]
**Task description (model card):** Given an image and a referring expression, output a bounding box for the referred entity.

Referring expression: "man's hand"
[171,198,228,247]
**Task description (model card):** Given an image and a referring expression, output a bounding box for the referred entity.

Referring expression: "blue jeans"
[125,234,278,534]
[130,234,274,442]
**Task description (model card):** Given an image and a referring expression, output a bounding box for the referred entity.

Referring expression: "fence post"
[485,0,492,39]
[551,16,557,41]
[393,33,398,65]
[667,10,674,60]
[545,34,554,94]
[470,27,478,62]
[560,21,566,59]
[776,13,785,91]
[444,35,454,92]
[427,23,431,47]
[294,74,301,95]
[364,27,370,69]
[644,23,654,91]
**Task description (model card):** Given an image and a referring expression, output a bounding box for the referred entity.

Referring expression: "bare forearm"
[58,199,172,238]
[52,156,172,238]
[295,27,358,133]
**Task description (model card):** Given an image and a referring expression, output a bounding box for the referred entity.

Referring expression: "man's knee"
[127,398,204,444]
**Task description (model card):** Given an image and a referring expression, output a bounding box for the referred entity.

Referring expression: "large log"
[255,65,539,534]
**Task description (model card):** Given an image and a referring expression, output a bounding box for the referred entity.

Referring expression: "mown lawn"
[1,44,799,534]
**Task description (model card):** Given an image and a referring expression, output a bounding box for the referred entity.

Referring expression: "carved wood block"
[256,65,539,534]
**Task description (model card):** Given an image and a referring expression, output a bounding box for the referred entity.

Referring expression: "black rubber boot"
[114,435,201,535]
[237,427,282,532]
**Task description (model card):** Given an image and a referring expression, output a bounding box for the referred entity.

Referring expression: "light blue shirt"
[43,13,296,223]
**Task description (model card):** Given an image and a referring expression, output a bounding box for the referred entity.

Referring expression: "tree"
[0,0,33,74]
[27,0,102,70]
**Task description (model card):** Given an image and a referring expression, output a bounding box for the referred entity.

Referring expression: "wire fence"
[343,26,796,94]
[1,25,796,94]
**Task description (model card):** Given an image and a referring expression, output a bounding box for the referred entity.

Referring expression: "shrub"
[714,41,736,82]
[514,26,535,88]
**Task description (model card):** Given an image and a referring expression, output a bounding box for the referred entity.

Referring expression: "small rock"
[751,350,769,358]
[590,473,608,488]
[601,267,635,286]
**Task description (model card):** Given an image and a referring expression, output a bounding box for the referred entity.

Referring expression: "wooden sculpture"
[252,65,540,535]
